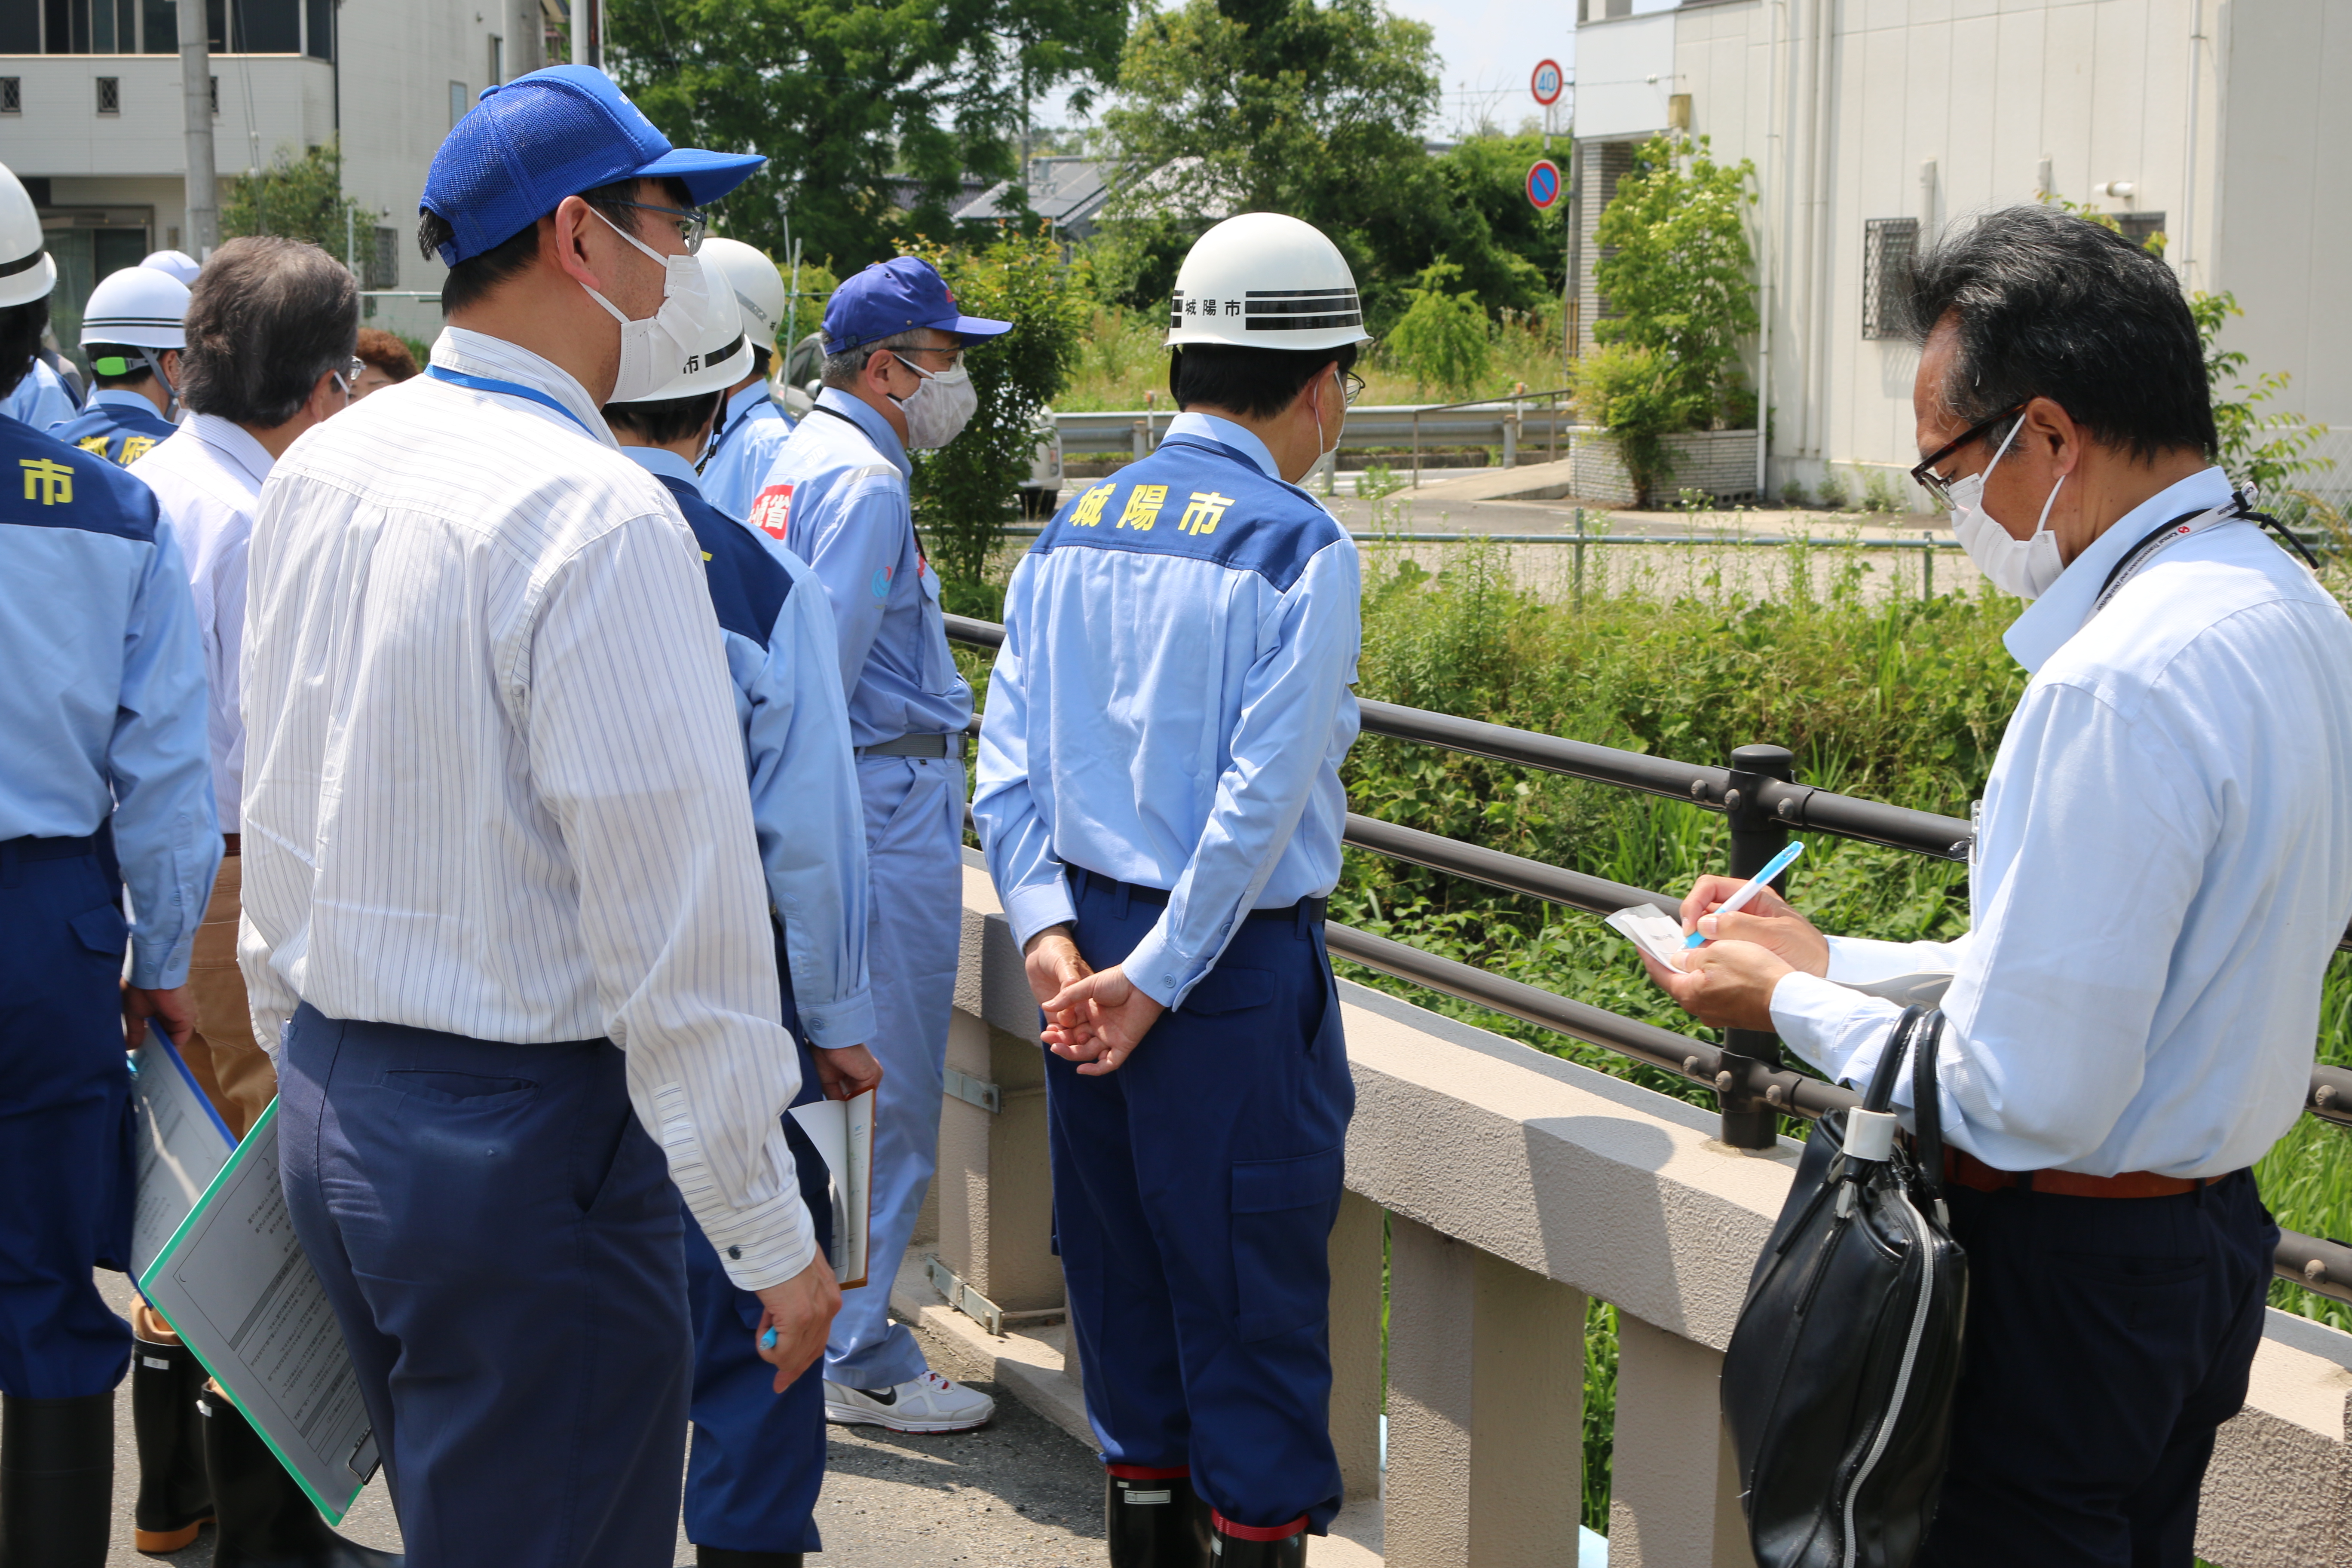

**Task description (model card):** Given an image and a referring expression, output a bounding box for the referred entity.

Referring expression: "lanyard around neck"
[425,365,598,439]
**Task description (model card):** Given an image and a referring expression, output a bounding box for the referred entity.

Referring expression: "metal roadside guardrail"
[946,610,2352,1305]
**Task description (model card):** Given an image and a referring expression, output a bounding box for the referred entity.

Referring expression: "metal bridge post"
[1716,743,1797,1148]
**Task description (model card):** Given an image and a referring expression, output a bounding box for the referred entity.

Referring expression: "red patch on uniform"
[749,484,794,541]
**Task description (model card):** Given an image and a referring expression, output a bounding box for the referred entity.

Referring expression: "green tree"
[1580,132,1756,503]
[220,142,382,257]
[1097,0,1460,326]
[900,225,1089,590]
[608,0,1125,271]
[1385,259,1490,396]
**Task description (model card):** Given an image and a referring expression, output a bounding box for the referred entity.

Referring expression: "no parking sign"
[1526,159,1563,210]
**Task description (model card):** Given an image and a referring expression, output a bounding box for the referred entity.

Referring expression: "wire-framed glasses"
[609,199,708,254]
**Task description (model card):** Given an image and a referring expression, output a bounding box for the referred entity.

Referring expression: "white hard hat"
[81,265,190,350]
[613,254,753,403]
[700,236,787,355]
[0,162,56,311]
[142,249,203,287]
[1165,212,1371,352]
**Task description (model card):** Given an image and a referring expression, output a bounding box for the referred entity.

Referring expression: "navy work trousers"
[1047,874,1355,1534]
[0,838,134,1399]
[1917,1169,2276,1567]
[278,1004,691,1568]
[683,946,834,1555]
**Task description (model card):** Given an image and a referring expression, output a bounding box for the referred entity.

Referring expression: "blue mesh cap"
[823,255,1012,354]
[420,64,765,266]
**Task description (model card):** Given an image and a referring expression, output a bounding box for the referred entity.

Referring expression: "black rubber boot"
[0,1390,114,1568]
[695,1548,805,1567]
[132,1323,215,1552]
[199,1388,403,1568]
[1106,1470,1212,1568]
[1206,1515,1308,1566]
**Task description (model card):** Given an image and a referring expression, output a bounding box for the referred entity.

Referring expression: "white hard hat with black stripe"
[81,265,190,350]
[700,236,787,356]
[1164,212,1372,353]
[611,252,753,402]
[0,161,57,311]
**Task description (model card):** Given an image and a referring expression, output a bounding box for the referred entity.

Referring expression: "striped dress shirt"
[239,327,813,1289]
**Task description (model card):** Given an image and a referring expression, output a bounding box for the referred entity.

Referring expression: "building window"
[450,80,469,130]
[2116,211,2167,250]
[305,0,334,58]
[365,226,399,290]
[96,76,121,115]
[1862,217,1919,340]
[0,79,18,115]
[487,34,503,87]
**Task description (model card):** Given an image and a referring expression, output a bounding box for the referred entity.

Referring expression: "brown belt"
[1943,1146,2234,1200]
[222,832,239,857]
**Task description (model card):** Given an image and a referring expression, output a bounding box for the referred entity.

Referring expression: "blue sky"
[1387,0,1576,138]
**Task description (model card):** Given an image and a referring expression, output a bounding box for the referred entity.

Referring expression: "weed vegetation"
[1054,303,1572,412]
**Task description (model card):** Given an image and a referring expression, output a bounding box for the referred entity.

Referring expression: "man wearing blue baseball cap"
[748,257,1009,1435]
[242,64,841,1568]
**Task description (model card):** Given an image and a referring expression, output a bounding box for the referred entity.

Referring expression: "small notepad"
[1605,905,1692,972]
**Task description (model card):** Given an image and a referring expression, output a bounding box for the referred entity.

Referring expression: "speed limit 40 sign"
[1531,59,1565,107]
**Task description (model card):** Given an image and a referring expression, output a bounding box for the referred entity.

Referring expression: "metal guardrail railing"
[1056,391,1581,480]
[944,613,2352,1302]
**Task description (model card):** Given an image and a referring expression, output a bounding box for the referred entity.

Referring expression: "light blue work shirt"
[1773,466,2352,1177]
[972,410,1363,1010]
[621,443,875,1049]
[699,380,796,522]
[0,410,220,987]
[754,387,973,749]
[2,356,80,431]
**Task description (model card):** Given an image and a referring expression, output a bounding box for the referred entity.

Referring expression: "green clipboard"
[138,1099,380,1524]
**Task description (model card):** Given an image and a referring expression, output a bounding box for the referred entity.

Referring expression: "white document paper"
[141,1103,378,1523]
[788,1089,875,1288]
[1606,904,1692,972]
[130,1027,237,1280]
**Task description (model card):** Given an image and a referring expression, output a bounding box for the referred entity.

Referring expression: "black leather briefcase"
[1721,1007,1969,1568]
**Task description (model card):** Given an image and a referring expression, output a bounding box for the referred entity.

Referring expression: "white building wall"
[1575,0,2347,501]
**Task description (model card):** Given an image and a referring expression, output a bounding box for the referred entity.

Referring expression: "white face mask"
[887,351,979,449]
[582,208,721,403]
[1946,415,2067,600]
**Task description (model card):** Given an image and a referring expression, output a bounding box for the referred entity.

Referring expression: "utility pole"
[178,0,217,257]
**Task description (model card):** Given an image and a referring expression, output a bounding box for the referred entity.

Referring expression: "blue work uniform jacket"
[1,357,80,432]
[0,410,220,987]
[750,389,972,749]
[52,389,177,468]
[622,444,876,1050]
[700,382,796,522]
[971,411,1362,1010]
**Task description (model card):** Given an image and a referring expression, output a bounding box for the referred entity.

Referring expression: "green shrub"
[1862,470,1904,514]
[1357,463,1405,501]
[1385,259,1493,398]
[1816,469,1850,511]
[1778,478,1809,510]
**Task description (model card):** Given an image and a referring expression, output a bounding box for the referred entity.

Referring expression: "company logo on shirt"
[749,483,794,541]
[872,564,894,599]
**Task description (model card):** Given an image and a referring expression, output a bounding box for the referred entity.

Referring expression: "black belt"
[0,833,100,862]
[857,732,965,759]
[1069,865,1326,925]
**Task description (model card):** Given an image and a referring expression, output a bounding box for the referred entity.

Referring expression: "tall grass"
[1054,305,1575,413]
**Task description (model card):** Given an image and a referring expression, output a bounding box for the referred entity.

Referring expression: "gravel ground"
[82,1271,1107,1568]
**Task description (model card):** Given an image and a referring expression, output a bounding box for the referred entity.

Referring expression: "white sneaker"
[823,1369,996,1433]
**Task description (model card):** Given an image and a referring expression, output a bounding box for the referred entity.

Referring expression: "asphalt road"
[83,1270,1108,1568]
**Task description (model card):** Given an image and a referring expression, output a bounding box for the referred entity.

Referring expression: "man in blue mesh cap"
[242,64,841,1567]
[748,257,1010,1436]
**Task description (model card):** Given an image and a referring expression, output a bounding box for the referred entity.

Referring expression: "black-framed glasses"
[609,199,708,254]
[1909,402,2025,508]
[1337,368,1365,406]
